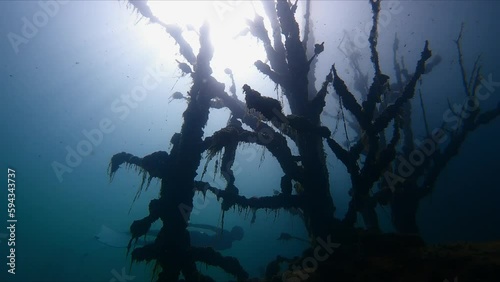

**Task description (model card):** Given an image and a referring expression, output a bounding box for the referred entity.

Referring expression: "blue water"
[1,1,500,281]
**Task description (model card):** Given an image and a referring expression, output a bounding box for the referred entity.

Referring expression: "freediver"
[95,223,244,251]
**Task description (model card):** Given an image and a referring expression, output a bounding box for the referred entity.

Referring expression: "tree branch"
[373,41,432,133]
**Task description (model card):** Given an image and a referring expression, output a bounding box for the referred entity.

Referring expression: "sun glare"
[142,1,267,81]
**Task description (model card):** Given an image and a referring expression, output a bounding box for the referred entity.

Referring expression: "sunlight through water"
[142,1,268,81]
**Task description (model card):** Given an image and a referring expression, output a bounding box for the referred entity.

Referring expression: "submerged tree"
[107,1,500,281]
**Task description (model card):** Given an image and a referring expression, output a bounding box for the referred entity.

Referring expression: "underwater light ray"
[124,0,267,80]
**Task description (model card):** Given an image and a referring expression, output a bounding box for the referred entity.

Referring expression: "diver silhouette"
[186,223,244,250]
[95,223,244,251]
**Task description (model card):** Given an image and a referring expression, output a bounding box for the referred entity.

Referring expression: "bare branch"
[373,41,432,133]
[190,247,249,281]
[193,181,304,210]
[108,151,170,181]
[254,60,285,85]
[454,23,470,97]
[332,65,368,130]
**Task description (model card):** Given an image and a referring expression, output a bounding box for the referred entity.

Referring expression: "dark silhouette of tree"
[107,1,500,281]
